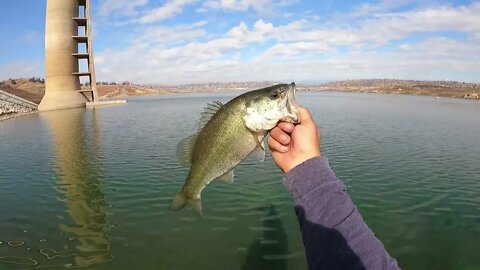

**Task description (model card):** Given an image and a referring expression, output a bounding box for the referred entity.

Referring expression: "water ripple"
[1,93,480,269]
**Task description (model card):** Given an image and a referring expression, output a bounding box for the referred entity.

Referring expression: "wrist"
[285,153,321,173]
[282,156,335,196]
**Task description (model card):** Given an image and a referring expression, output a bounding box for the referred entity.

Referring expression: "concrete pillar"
[39,0,89,111]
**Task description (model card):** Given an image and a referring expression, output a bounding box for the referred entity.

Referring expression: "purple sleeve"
[283,156,400,270]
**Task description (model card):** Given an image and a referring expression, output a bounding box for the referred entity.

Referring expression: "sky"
[0,0,479,84]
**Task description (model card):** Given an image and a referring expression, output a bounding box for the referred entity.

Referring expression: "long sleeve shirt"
[283,156,400,270]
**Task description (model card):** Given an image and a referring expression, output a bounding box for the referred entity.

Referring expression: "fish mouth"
[280,82,299,123]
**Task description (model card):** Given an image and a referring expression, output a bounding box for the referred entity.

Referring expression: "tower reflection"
[42,108,111,267]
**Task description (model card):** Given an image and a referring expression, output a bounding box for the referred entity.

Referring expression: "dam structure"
[39,0,125,111]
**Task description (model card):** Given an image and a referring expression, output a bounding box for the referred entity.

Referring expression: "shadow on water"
[242,204,288,270]
[39,108,112,268]
[295,207,366,270]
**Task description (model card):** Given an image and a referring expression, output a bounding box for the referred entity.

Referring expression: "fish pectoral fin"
[176,135,197,167]
[252,133,266,162]
[257,134,266,150]
[216,169,235,184]
[254,144,266,162]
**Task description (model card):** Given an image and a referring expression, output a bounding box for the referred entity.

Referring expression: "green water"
[0,92,479,269]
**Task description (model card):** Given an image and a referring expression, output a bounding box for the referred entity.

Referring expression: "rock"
[0,89,38,117]
[464,92,479,99]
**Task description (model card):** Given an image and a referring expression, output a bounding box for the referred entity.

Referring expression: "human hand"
[268,107,321,173]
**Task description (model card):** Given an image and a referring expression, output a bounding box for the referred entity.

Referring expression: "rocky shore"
[0,89,38,122]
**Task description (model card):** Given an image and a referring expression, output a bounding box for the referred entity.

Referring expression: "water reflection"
[42,108,111,267]
[242,205,288,270]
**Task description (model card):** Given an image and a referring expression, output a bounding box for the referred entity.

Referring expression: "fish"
[171,82,299,216]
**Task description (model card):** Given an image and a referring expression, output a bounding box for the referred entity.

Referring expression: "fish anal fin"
[216,169,235,184]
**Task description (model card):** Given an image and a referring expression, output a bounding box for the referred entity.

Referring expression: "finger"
[269,127,291,145]
[277,122,294,133]
[268,136,289,153]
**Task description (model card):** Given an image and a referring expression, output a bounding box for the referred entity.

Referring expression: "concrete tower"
[39,0,98,111]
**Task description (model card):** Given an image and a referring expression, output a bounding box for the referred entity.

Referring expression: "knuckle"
[271,128,281,139]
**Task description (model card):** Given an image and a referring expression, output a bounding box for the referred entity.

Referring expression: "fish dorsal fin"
[176,135,197,167]
[176,101,222,167]
[216,169,235,184]
[199,101,223,130]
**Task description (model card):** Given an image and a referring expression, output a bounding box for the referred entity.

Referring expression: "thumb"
[296,106,314,126]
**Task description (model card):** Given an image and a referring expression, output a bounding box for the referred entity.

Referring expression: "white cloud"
[93,1,480,84]
[95,35,480,84]
[349,0,433,18]
[199,0,296,13]
[202,0,270,12]
[98,0,149,17]
[139,0,197,24]
[399,43,411,51]
[258,41,330,60]
[135,21,208,46]
[257,3,480,53]
[225,20,274,43]
[355,4,480,44]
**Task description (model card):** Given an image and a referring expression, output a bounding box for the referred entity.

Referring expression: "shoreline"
[303,89,480,100]
[307,86,479,100]
[2,79,478,108]
[1,88,477,123]
[0,111,37,123]
[105,87,479,100]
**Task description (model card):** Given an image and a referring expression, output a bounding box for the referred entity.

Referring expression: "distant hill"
[320,79,478,89]
[315,79,479,99]
[0,79,283,103]
[0,78,45,104]
[1,78,478,103]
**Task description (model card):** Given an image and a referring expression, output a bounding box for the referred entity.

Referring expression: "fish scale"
[191,102,256,183]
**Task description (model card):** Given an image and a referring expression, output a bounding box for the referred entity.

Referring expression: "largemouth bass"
[171,83,298,216]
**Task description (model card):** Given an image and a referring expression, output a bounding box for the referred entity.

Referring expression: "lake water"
[0,92,479,269]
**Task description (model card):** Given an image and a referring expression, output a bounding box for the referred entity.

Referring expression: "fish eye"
[271,92,280,99]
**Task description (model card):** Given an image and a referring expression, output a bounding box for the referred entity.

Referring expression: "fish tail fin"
[170,192,188,210]
[187,198,202,217]
[170,191,203,217]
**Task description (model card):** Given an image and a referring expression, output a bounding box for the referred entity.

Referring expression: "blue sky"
[0,0,479,84]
